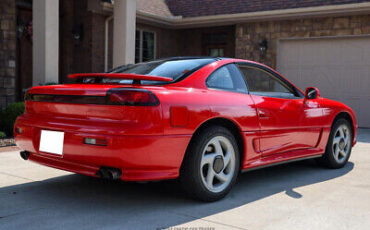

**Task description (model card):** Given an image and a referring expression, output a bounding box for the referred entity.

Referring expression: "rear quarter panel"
[152,87,260,135]
[148,59,262,165]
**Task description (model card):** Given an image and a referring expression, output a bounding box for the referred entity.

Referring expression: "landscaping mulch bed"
[0,138,16,147]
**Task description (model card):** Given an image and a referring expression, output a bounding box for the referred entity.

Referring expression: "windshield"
[104,58,215,84]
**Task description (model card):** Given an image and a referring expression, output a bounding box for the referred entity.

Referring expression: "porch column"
[32,0,59,85]
[113,0,136,67]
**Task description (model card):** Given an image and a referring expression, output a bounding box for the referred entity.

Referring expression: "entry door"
[237,64,322,156]
[204,44,226,57]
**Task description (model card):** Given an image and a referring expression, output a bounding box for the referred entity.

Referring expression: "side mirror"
[305,87,320,100]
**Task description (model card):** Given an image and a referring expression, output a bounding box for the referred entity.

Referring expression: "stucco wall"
[235,14,370,69]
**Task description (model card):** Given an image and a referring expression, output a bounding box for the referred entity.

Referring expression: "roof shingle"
[164,0,369,18]
[137,0,174,17]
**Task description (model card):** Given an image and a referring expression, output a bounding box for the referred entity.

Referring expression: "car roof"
[108,56,221,74]
[152,56,223,62]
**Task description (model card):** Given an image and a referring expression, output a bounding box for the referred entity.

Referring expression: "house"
[0,0,369,126]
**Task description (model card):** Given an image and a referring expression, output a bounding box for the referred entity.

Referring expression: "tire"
[316,118,353,169]
[180,126,240,202]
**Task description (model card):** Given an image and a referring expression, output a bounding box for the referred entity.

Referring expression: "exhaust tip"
[20,151,30,160]
[96,167,122,180]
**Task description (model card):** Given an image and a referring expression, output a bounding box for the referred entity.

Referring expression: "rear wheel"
[316,118,352,169]
[180,126,240,201]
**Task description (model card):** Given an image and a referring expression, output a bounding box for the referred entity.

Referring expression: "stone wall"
[235,14,370,69]
[0,0,16,110]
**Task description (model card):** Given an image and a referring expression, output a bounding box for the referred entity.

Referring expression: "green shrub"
[0,131,6,138]
[1,102,25,137]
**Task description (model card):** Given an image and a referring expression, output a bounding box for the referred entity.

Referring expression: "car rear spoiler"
[68,73,173,83]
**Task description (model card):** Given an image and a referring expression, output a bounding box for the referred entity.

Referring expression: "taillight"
[15,127,22,135]
[107,88,159,106]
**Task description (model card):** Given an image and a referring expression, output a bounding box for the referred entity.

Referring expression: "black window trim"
[205,63,249,95]
[236,62,304,99]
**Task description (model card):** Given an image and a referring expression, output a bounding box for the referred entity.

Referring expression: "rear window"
[104,58,215,84]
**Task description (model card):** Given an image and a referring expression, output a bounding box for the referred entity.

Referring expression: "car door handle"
[258,110,269,119]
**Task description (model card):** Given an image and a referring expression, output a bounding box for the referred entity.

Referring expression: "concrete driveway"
[1,129,369,230]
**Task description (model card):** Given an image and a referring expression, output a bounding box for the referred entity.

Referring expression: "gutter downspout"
[105,15,113,72]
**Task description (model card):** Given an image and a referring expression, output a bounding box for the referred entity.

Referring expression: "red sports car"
[15,57,357,201]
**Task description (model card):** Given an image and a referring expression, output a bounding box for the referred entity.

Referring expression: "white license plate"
[39,130,65,155]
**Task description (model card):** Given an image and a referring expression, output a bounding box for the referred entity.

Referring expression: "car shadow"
[0,159,354,230]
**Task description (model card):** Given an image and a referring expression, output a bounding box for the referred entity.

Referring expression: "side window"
[135,29,156,63]
[206,64,247,93]
[238,65,298,98]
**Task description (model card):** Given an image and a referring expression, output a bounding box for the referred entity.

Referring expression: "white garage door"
[277,36,370,127]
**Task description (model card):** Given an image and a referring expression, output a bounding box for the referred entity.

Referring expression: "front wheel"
[316,118,353,169]
[180,126,240,202]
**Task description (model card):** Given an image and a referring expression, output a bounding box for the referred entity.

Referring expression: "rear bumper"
[15,116,191,181]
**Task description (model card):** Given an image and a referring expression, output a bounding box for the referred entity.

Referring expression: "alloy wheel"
[200,136,236,193]
[332,124,351,164]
